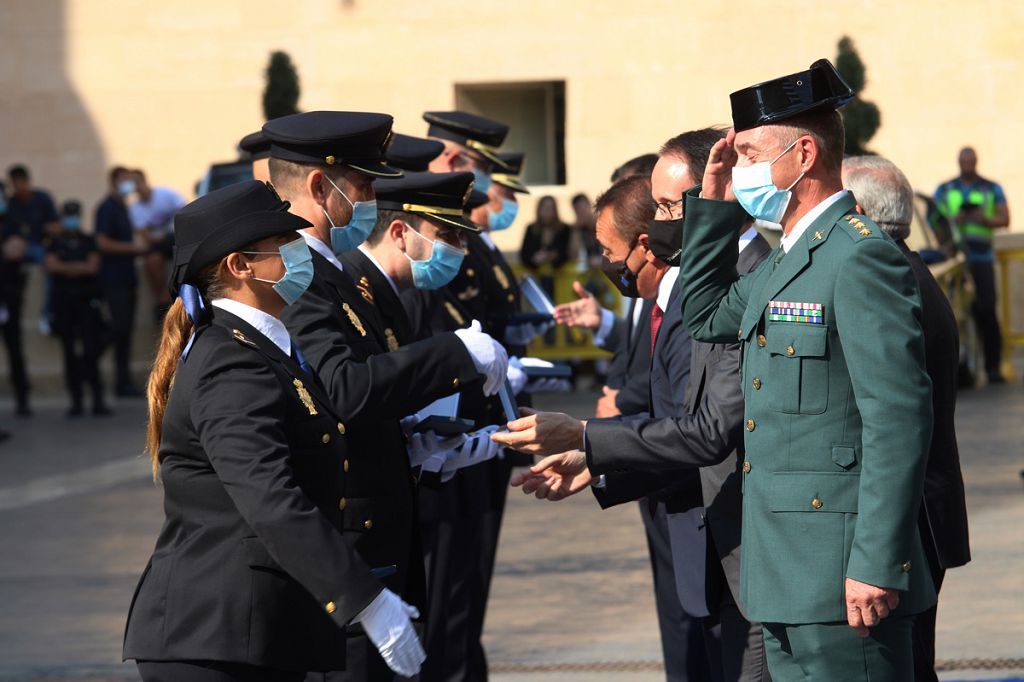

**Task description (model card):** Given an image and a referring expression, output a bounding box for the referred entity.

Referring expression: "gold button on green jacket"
[678,187,936,624]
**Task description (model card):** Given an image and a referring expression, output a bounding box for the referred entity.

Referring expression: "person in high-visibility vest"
[934,147,1011,384]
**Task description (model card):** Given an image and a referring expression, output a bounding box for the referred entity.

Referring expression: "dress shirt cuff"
[592,308,616,347]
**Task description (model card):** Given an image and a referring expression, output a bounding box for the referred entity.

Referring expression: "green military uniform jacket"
[678,187,936,624]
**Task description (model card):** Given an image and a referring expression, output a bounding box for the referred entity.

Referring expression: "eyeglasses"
[654,197,684,220]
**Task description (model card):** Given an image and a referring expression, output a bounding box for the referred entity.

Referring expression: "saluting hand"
[553,281,603,330]
[490,408,585,457]
[844,577,900,637]
[702,128,739,201]
[510,450,592,501]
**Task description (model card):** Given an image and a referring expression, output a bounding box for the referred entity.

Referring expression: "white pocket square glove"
[439,425,503,482]
[354,588,426,678]
[453,320,508,396]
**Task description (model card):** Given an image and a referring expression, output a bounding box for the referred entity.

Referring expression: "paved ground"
[0,383,1021,681]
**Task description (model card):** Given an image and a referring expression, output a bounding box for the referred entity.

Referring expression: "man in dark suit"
[496,129,773,682]
[843,155,971,682]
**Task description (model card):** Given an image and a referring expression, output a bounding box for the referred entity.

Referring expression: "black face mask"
[601,246,642,298]
[648,217,684,267]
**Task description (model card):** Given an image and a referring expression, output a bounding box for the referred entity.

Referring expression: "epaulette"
[840,214,878,240]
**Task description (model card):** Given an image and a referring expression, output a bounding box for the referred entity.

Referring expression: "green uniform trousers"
[763,617,913,681]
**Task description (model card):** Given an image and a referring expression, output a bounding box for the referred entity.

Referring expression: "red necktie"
[650,303,664,356]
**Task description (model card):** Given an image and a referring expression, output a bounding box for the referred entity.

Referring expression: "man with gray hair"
[843,155,971,682]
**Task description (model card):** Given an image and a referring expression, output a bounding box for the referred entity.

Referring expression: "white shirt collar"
[479,232,497,250]
[358,245,400,296]
[655,266,679,312]
[300,230,344,272]
[737,226,758,253]
[211,298,292,355]
[780,190,849,253]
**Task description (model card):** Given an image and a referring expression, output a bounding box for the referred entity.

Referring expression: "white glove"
[399,415,419,437]
[354,588,426,678]
[525,377,572,393]
[406,430,468,468]
[453,320,509,396]
[504,320,553,346]
[506,357,528,395]
[439,425,502,482]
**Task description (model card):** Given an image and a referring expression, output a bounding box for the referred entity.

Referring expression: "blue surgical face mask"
[404,224,465,290]
[323,175,377,253]
[487,198,518,231]
[731,138,804,224]
[62,216,82,231]
[248,237,314,305]
[471,168,493,193]
[117,179,136,198]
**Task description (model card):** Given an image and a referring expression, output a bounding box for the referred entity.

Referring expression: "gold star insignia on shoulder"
[231,328,257,347]
[293,378,319,416]
[385,328,400,351]
[357,276,374,303]
[341,303,367,337]
[859,227,872,236]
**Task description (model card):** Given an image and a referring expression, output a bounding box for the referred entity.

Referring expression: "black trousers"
[138,661,305,682]
[104,281,137,389]
[967,258,1002,376]
[0,274,30,409]
[52,291,106,408]
[639,499,711,682]
[912,530,946,682]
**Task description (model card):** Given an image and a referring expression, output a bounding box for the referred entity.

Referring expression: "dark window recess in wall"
[454,81,566,186]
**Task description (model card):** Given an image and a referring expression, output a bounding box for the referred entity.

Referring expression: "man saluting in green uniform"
[677,59,935,680]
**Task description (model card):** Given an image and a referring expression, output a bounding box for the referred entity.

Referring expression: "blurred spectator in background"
[46,200,111,418]
[567,193,602,269]
[6,164,60,336]
[934,147,1010,384]
[520,195,570,269]
[95,166,146,398]
[610,152,658,183]
[128,169,185,322]
[0,179,32,416]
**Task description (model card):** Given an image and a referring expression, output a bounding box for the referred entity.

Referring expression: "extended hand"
[845,577,900,637]
[594,386,621,418]
[510,450,592,500]
[490,408,585,457]
[702,128,738,201]
[553,281,603,330]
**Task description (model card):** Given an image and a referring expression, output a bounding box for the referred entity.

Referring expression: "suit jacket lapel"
[343,249,415,347]
[311,250,389,349]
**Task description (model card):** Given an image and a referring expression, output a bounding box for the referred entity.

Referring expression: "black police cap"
[374,171,480,232]
[465,189,489,212]
[385,133,445,172]
[263,111,402,178]
[730,59,854,132]
[238,130,271,160]
[171,180,310,292]
[491,151,529,194]
[423,111,511,170]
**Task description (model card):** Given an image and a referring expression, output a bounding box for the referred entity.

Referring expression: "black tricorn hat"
[385,133,445,172]
[423,111,512,170]
[263,111,403,178]
[170,180,310,293]
[374,171,480,232]
[730,59,855,132]
[491,151,529,194]
[238,130,271,160]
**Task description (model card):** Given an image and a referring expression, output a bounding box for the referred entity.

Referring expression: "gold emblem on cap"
[325,155,336,165]
[493,265,511,290]
[293,378,319,416]
[342,303,367,337]
[385,328,400,351]
[444,302,466,326]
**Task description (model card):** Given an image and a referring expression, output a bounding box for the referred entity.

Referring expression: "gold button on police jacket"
[746,419,756,432]
[364,519,374,530]
[507,293,515,303]
[338,497,347,511]
[811,498,823,509]
[343,459,350,473]
[902,561,912,573]
[337,422,346,435]
[752,377,762,390]
[325,601,337,614]
[786,345,795,357]
[321,433,331,444]
[756,334,767,347]
[452,377,460,388]
[742,461,751,473]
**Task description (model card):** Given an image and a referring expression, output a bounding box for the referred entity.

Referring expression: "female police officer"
[123,181,425,681]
